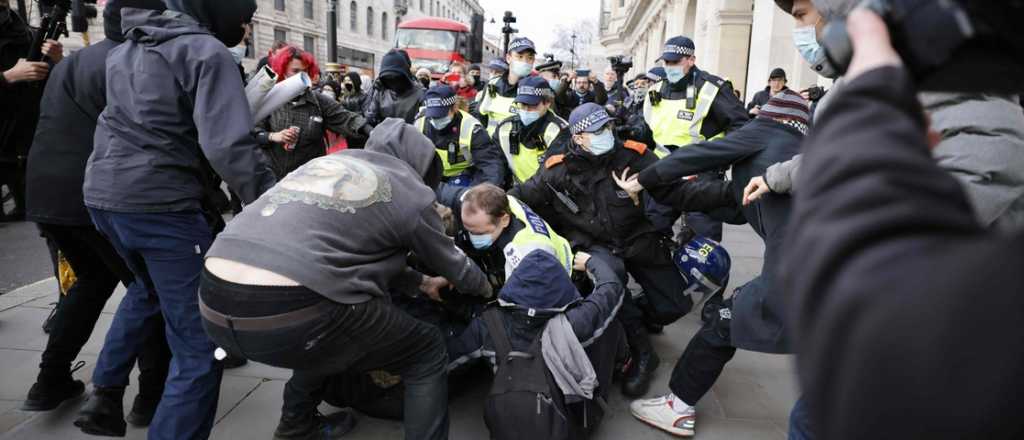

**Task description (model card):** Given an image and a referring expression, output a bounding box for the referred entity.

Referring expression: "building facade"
[599,0,828,103]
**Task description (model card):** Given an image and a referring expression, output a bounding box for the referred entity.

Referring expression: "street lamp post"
[327,0,338,62]
[570,33,577,69]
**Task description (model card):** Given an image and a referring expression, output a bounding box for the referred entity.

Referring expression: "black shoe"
[645,322,665,334]
[273,411,357,440]
[125,393,159,427]
[21,378,85,411]
[621,351,660,398]
[219,354,248,369]
[74,387,127,437]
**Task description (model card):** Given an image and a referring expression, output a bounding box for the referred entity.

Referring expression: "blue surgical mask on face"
[510,60,532,77]
[586,129,615,156]
[229,45,247,65]
[793,25,822,66]
[519,109,541,126]
[665,66,686,84]
[548,78,562,90]
[430,114,453,130]
[469,232,494,249]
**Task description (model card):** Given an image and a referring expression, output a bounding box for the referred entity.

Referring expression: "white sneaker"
[630,395,696,437]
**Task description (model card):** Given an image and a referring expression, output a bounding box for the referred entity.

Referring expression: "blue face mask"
[665,66,686,84]
[430,114,453,130]
[469,232,494,249]
[510,60,533,77]
[228,45,247,65]
[519,109,542,126]
[586,129,615,156]
[792,25,822,66]
[548,78,562,91]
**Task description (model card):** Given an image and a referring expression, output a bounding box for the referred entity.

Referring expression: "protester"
[414,85,504,206]
[602,66,627,116]
[562,69,608,111]
[81,1,276,438]
[747,68,788,116]
[785,9,1024,440]
[0,0,63,222]
[445,61,477,101]
[20,3,172,433]
[255,46,370,178]
[339,71,369,114]
[468,63,484,92]
[200,119,492,440]
[491,76,570,186]
[615,89,808,437]
[510,103,734,398]
[366,49,425,125]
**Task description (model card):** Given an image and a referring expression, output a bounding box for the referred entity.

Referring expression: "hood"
[345,71,362,91]
[103,0,166,42]
[379,49,415,81]
[163,0,256,46]
[122,8,209,44]
[811,0,859,22]
[365,118,437,182]
[498,250,581,313]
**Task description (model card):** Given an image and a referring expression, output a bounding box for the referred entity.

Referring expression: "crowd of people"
[1,0,1023,439]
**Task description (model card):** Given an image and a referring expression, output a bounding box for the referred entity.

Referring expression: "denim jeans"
[200,270,450,440]
[87,208,221,440]
[788,397,815,440]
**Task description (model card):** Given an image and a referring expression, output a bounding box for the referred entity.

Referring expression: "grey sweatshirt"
[207,118,492,303]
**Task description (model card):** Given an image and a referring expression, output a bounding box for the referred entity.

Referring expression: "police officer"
[492,76,570,186]
[456,182,573,291]
[535,59,572,120]
[638,36,748,241]
[510,103,734,398]
[474,37,536,135]
[415,85,505,207]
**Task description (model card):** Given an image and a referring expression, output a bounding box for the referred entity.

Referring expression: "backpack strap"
[483,308,513,364]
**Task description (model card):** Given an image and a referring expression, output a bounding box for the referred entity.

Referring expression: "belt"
[199,297,336,332]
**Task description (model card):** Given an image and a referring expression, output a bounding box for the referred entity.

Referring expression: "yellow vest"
[477,78,519,136]
[504,195,574,276]
[414,110,481,177]
[496,113,566,184]
[642,78,724,158]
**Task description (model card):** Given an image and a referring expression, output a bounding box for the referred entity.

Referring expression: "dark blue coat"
[638,117,803,353]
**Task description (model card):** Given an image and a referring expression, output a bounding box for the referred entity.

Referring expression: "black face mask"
[344,83,354,92]
[381,75,412,94]
[418,77,430,89]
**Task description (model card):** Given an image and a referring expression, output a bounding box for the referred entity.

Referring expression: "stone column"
[711,0,753,99]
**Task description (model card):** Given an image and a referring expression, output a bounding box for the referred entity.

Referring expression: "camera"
[27,0,71,62]
[608,55,633,74]
[821,0,1024,93]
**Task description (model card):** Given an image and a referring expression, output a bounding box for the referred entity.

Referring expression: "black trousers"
[668,293,736,405]
[35,223,170,397]
[200,270,451,440]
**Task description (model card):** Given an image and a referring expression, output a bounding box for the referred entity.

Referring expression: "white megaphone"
[248,68,312,123]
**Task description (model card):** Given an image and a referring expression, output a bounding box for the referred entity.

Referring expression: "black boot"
[622,327,660,398]
[21,377,85,411]
[273,411,357,440]
[125,392,160,427]
[74,386,127,437]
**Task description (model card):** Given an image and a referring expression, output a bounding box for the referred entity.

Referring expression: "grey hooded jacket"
[84,8,275,213]
[207,119,492,304]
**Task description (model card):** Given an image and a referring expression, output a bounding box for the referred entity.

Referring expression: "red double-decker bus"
[396,16,483,78]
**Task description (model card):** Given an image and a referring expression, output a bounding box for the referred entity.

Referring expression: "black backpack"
[481,309,604,440]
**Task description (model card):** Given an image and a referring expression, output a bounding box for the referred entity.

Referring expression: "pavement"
[0,224,797,439]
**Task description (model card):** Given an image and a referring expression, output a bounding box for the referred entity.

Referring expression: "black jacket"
[0,10,41,164]
[25,0,166,225]
[635,67,749,148]
[364,50,424,125]
[784,66,1024,440]
[746,86,791,114]
[638,117,803,353]
[254,89,367,178]
[510,141,731,262]
[83,8,275,213]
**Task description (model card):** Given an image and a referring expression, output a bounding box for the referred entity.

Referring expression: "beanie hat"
[757,89,810,134]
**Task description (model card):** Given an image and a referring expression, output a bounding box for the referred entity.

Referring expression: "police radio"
[509,122,520,155]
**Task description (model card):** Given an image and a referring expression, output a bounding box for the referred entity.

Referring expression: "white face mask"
[430,114,453,130]
[510,60,533,77]
[792,23,838,78]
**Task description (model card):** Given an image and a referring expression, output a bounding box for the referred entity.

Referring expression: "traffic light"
[71,0,98,33]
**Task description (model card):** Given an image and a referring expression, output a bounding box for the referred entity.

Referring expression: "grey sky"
[476,0,601,56]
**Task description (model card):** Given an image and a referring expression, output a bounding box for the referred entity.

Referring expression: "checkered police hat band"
[663,44,694,56]
[571,111,611,134]
[509,39,533,50]
[426,96,457,108]
[518,86,553,98]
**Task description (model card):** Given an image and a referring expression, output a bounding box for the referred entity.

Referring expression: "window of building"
[350,1,358,31]
[367,7,374,36]
[429,1,434,15]
[275,0,285,11]
[420,0,424,11]
[304,0,313,19]
[304,35,315,55]
[381,12,389,40]
[274,28,287,45]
